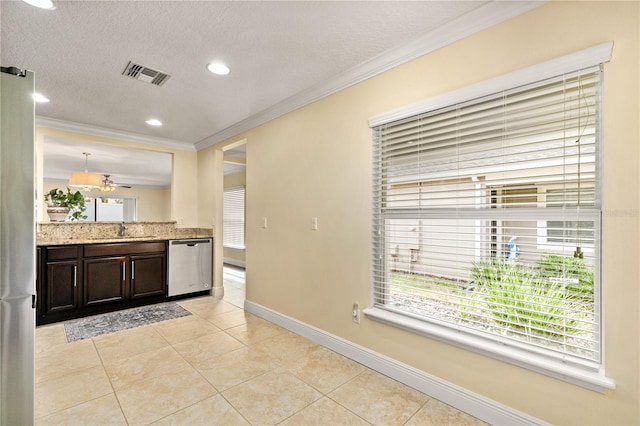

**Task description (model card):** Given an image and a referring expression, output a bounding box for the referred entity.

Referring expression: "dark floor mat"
[64,302,191,342]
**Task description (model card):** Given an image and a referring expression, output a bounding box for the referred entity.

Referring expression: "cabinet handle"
[73,265,77,288]
[132,261,135,280]
[122,261,126,281]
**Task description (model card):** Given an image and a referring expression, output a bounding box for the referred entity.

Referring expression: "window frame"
[366,43,614,392]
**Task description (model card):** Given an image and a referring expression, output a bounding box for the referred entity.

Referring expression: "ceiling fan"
[99,174,132,192]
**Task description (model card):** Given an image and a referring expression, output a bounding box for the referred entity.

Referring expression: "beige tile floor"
[34,266,488,426]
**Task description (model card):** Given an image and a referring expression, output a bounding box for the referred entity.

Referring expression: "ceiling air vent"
[122,61,171,86]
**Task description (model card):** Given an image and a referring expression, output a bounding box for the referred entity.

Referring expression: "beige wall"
[196,147,217,229]
[196,145,225,293]
[201,2,639,424]
[224,171,246,188]
[171,148,198,227]
[42,179,170,222]
[36,127,198,226]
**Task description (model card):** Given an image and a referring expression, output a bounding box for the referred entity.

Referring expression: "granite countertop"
[38,235,174,246]
[37,222,213,247]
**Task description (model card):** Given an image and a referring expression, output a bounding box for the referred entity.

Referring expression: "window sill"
[363,307,615,393]
[223,245,245,250]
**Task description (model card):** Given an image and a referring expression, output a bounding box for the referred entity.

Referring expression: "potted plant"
[44,188,87,222]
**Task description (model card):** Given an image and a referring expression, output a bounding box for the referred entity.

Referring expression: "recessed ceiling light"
[32,93,50,103]
[146,119,162,126]
[207,62,230,75]
[21,0,55,9]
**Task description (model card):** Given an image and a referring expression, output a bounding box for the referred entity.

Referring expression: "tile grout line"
[92,329,163,426]
[322,368,377,426]
[36,270,435,425]
[153,301,255,423]
[401,397,434,426]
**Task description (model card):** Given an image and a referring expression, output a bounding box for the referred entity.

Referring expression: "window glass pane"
[77,197,136,222]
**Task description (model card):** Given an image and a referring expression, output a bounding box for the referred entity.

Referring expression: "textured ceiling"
[1,0,487,146]
[1,1,540,186]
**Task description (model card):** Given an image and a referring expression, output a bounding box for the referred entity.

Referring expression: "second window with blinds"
[223,186,245,249]
[370,65,603,379]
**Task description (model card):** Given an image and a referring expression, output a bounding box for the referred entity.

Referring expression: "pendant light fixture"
[69,152,102,191]
[99,174,117,192]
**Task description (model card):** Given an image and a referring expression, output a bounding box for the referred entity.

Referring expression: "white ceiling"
[1,0,540,186]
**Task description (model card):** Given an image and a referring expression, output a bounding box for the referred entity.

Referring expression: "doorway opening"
[221,141,246,307]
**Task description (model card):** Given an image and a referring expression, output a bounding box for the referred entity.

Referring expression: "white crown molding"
[194,0,546,150]
[245,300,548,426]
[36,116,196,152]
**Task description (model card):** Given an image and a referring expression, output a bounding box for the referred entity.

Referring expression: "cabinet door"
[130,254,166,299]
[45,260,80,314]
[83,256,127,306]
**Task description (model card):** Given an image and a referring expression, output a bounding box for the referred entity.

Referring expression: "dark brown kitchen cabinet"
[43,246,81,316]
[130,254,166,299]
[46,260,81,314]
[37,241,167,325]
[84,241,166,302]
[83,256,127,305]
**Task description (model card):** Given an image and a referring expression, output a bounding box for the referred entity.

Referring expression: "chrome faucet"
[119,222,128,237]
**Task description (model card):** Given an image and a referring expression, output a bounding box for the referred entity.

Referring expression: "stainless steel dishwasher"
[168,238,212,297]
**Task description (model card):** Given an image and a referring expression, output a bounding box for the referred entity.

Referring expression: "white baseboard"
[212,286,224,298]
[244,300,547,426]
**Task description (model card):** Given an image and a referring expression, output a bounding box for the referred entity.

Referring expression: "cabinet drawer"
[84,242,166,257]
[46,245,81,261]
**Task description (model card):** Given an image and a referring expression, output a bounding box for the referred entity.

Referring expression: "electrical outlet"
[262,217,268,228]
[312,217,318,230]
[352,302,360,324]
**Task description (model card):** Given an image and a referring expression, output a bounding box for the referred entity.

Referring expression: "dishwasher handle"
[170,239,212,247]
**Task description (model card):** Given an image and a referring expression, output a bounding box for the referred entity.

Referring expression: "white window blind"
[372,67,602,365]
[223,186,245,249]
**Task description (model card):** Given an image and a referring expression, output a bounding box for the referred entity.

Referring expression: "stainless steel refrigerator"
[0,66,36,424]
